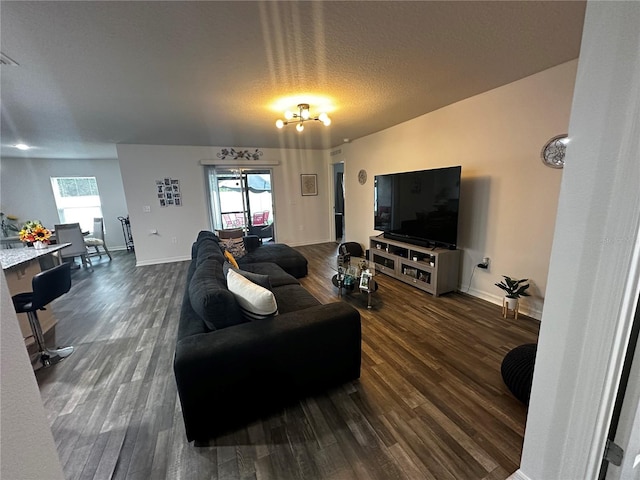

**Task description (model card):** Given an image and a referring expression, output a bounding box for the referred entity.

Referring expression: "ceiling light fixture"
[275,103,331,132]
[14,143,31,150]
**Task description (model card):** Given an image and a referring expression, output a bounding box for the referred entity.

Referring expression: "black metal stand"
[118,216,134,251]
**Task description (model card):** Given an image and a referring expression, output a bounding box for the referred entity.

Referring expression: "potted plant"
[495,276,530,314]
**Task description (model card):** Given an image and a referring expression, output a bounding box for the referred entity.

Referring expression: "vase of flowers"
[19,220,52,247]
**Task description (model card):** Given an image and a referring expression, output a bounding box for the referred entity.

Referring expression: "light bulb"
[275,119,284,129]
[296,123,304,132]
[322,117,332,126]
[301,108,310,120]
[284,110,293,120]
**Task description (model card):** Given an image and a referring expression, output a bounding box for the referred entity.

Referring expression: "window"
[50,177,103,232]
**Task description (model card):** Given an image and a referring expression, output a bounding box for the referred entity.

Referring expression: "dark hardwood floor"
[37,243,539,479]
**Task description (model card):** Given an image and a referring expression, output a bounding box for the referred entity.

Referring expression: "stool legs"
[27,310,74,368]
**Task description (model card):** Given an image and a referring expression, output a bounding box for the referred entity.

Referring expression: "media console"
[369,235,460,296]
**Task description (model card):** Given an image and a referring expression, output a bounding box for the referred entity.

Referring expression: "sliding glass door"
[206,168,274,242]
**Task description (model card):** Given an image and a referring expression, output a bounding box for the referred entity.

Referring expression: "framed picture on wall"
[301,174,318,196]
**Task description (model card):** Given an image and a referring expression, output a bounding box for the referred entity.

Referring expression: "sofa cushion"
[243,235,261,252]
[196,237,226,266]
[227,268,278,321]
[272,284,321,314]
[223,262,272,290]
[189,259,245,330]
[239,262,299,288]
[238,243,308,278]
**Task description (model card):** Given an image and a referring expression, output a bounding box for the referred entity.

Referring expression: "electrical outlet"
[477,257,490,269]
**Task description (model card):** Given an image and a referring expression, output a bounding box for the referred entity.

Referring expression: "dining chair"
[252,211,266,226]
[84,217,112,261]
[54,223,93,270]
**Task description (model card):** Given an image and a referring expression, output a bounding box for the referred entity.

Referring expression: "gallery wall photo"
[156,177,182,207]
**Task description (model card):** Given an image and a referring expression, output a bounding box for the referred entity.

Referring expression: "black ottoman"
[501,343,537,405]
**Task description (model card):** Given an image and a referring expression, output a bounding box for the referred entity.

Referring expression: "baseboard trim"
[459,286,543,321]
[506,469,533,480]
[136,255,190,267]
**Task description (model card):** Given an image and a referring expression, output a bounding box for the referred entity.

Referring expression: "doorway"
[206,168,274,242]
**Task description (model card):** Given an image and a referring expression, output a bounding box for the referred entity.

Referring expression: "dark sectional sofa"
[174,231,362,443]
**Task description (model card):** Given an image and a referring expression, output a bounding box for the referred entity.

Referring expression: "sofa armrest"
[173,302,361,440]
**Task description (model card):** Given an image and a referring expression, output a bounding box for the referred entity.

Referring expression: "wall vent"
[0,52,19,66]
[330,148,342,157]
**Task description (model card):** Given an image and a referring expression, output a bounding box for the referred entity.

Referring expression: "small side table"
[502,297,520,319]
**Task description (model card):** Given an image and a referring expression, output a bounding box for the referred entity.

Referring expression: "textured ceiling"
[0,1,586,159]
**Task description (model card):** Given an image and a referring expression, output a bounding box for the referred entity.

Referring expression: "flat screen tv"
[374,166,461,249]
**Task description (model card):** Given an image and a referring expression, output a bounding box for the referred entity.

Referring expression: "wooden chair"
[84,217,112,261]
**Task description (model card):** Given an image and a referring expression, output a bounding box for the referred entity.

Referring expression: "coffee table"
[331,256,378,309]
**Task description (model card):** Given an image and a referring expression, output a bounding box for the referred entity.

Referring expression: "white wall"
[0,157,129,249]
[517,2,640,479]
[334,61,578,319]
[116,144,329,266]
[0,274,65,480]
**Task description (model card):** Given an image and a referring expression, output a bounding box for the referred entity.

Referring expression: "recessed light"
[14,144,31,150]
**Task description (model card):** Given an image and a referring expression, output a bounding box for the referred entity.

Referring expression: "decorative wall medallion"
[541,134,568,169]
[217,148,263,161]
[358,169,368,185]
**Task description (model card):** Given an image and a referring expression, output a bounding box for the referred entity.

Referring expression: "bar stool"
[12,262,74,368]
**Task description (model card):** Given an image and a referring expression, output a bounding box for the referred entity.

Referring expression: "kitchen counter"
[0,243,70,270]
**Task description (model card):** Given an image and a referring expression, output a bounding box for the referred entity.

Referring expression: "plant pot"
[504,296,518,309]
[34,241,47,249]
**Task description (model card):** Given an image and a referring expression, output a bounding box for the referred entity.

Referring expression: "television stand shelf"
[369,236,460,296]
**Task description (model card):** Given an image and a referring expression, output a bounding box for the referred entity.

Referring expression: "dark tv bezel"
[374,166,461,250]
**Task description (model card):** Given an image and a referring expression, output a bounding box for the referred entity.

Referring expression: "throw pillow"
[222,262,272,290]
[221,237,246,259]
[224,250,239,269]
[226,268,278,321]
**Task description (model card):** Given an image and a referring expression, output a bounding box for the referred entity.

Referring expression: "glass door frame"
[206,167,275,240]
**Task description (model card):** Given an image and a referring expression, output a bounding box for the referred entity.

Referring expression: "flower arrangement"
[19,220,52,245]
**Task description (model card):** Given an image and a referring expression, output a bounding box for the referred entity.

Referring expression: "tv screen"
[374,166,461,248]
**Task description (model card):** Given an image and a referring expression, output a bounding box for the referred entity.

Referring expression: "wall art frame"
[301,174,318,196]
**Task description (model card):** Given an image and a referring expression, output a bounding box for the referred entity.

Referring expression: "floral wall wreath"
[216,148,263,161]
